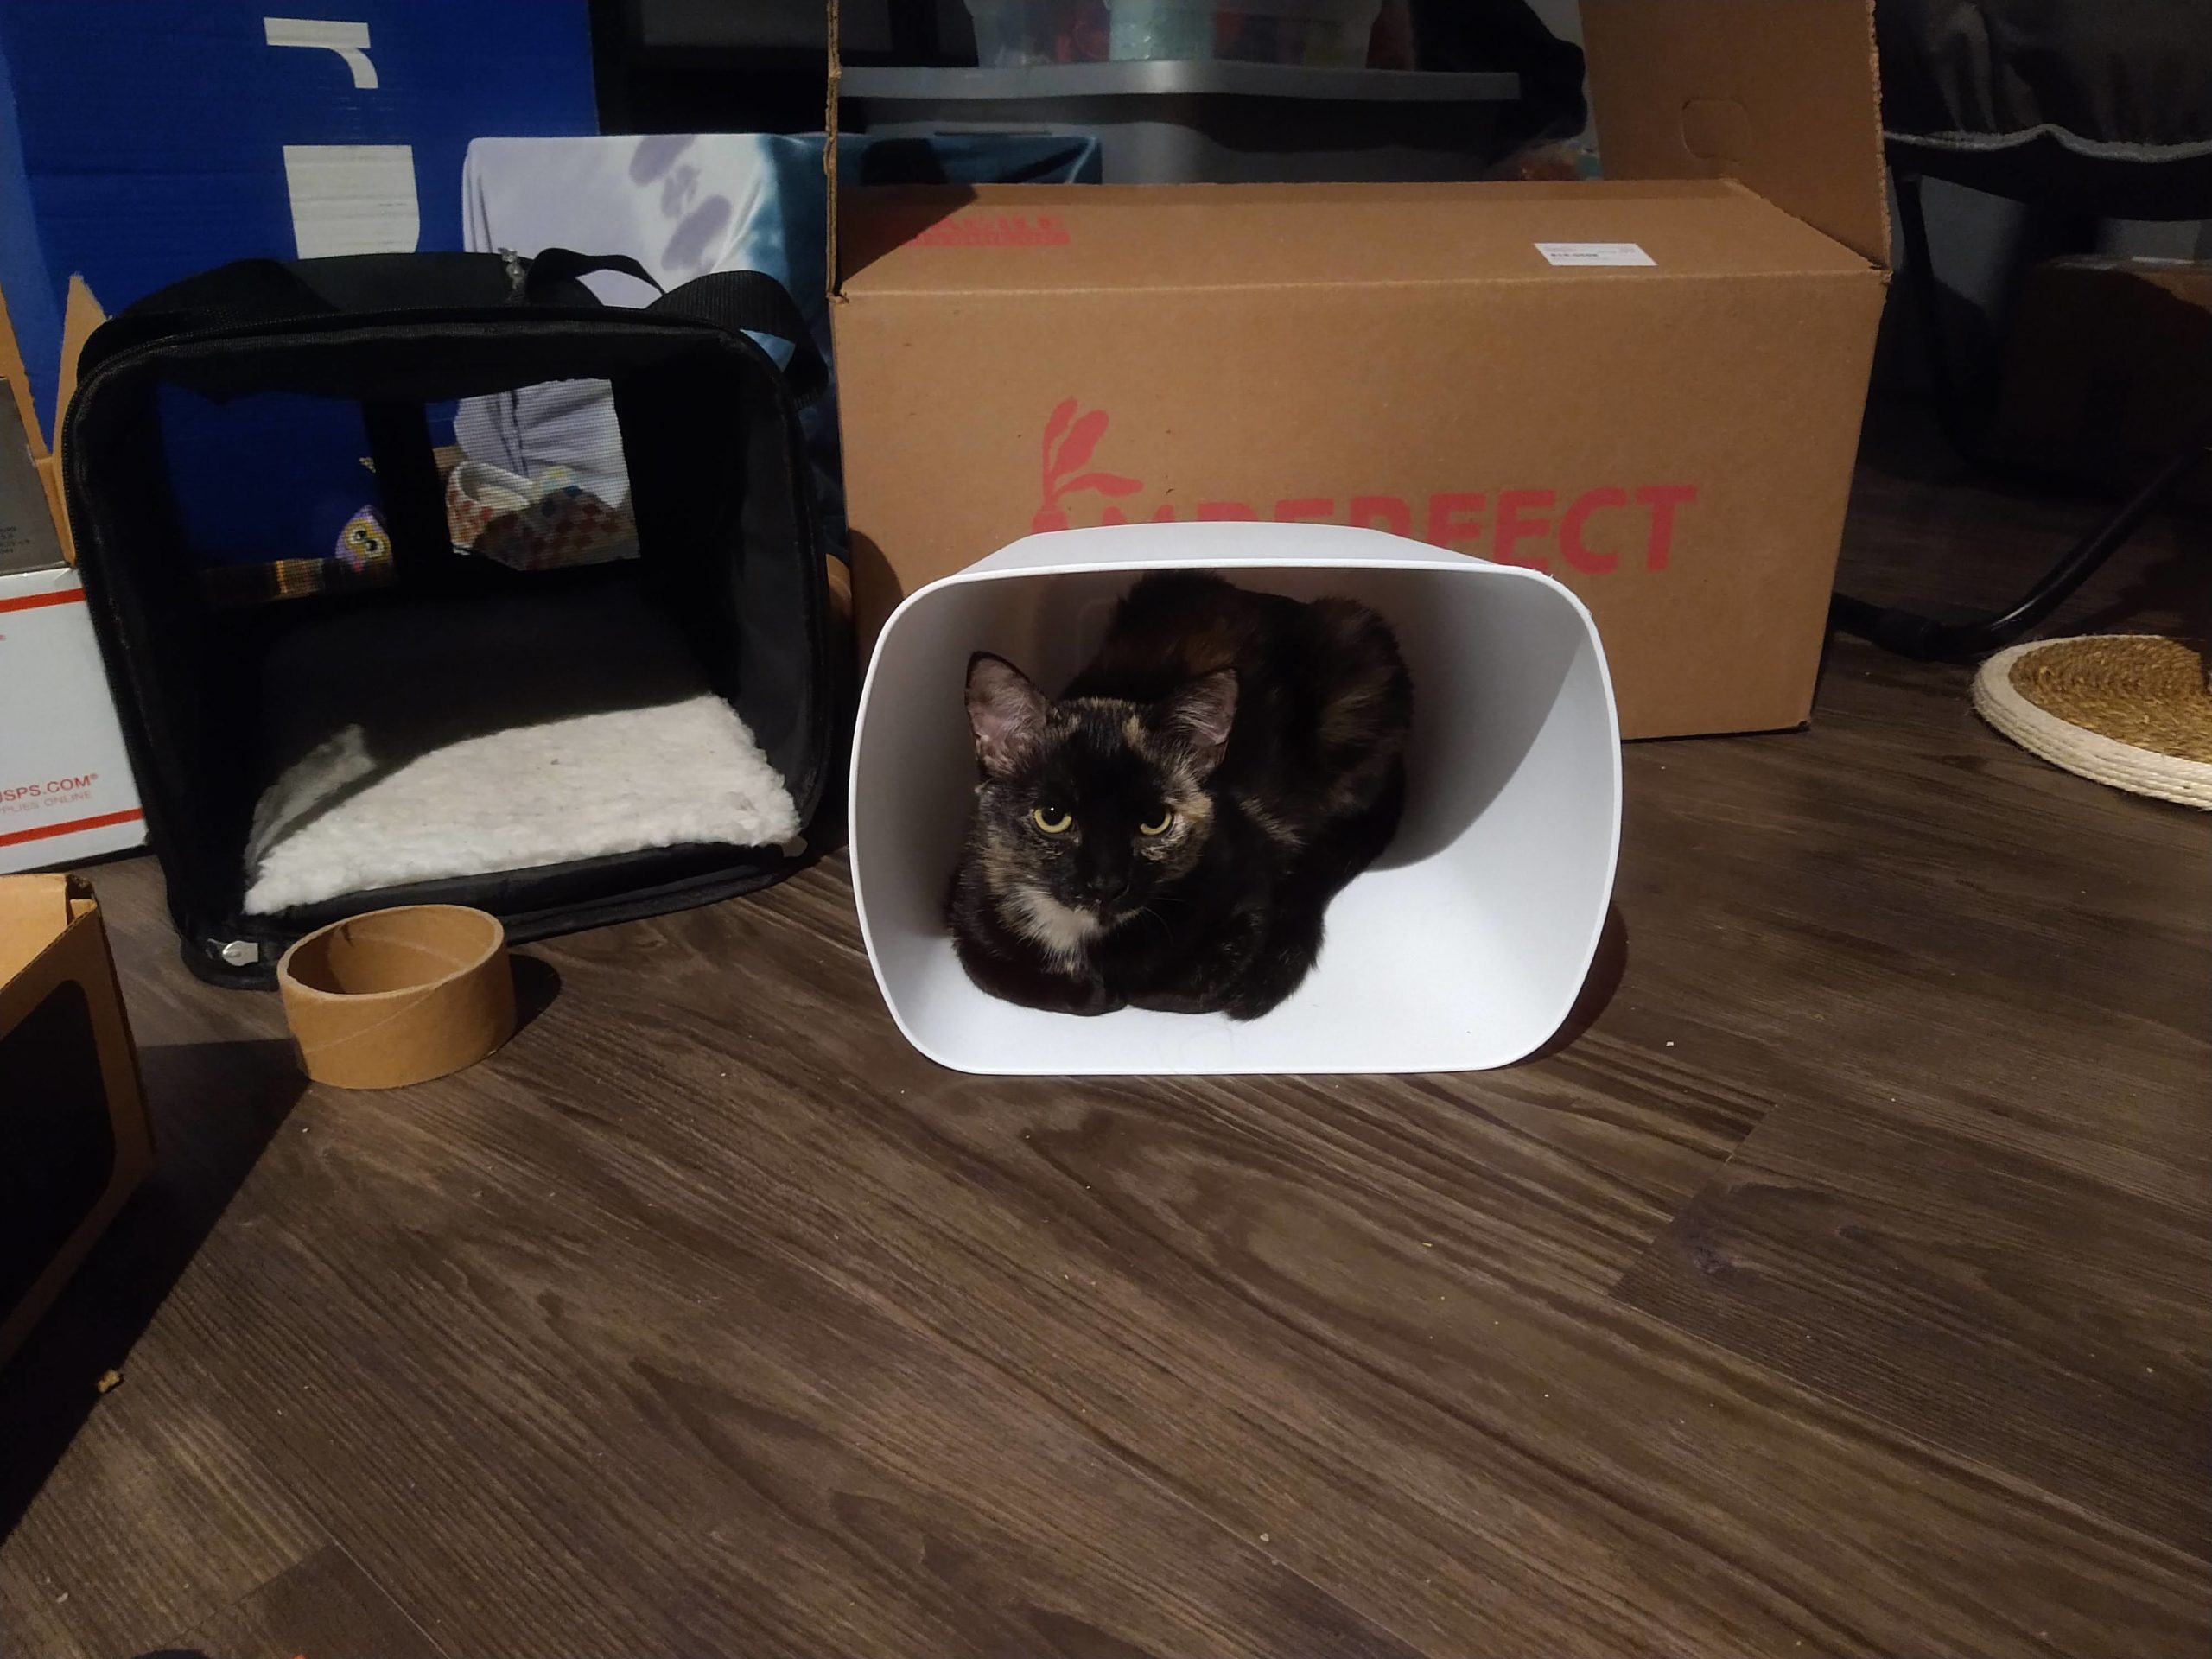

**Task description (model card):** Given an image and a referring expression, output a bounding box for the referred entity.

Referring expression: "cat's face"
[964,653,1236,929]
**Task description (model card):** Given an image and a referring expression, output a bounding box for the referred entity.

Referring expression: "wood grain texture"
[158,1544,449,1659]
[0,1038,326,1659]
[1617,1094,2211,1552]
[2,403,2207,1659]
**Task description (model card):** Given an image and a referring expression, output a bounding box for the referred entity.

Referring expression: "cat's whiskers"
[1133,904,1172,944]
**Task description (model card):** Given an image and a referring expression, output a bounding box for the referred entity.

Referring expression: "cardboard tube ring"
[277,905,516,1089]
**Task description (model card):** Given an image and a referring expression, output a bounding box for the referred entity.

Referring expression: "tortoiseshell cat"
[950,572,1412,1020]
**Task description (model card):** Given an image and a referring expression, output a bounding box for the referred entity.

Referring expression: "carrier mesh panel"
[158,378,639,609]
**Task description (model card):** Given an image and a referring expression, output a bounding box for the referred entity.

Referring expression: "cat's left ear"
[1154,669,1237,782]
[967,653,1050,778]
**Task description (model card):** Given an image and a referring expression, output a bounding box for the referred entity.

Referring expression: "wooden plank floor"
[3,410,2207,1658]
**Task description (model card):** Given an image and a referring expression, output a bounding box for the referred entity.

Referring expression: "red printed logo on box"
[1027,398,1698,574]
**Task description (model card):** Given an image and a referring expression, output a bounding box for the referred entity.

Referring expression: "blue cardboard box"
[0,1,597,442]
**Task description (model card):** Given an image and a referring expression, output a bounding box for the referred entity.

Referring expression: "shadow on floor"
[510,951,563,1038]
[0,1038,305,1544]
[1528,902,1627,1063]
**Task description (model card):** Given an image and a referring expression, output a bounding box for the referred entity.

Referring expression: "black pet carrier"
[64,251,840,987]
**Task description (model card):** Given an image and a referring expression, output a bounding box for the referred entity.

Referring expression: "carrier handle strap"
[522,257,829,404]
[79,254,830,404]
[518,249,664,301]
[82,251,625,376]
[76,257,339,380]
[79,253,523,379]
[649,271,831,406]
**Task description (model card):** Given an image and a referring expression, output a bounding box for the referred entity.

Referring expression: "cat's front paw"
[1071,982,1128,1018]
[969,953,1124,1017]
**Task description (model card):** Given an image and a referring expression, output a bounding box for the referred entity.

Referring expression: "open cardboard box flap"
[0,274,105,563]
[1580,0,1889,267]
[0,283,41,473]
[0,871,77,986]
[0,874,123,1024]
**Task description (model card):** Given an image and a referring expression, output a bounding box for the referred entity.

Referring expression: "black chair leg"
[1894,170,1992,467]
[1831,441,2208,660]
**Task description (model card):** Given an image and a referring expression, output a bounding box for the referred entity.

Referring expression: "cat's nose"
[1089,874,1131,904]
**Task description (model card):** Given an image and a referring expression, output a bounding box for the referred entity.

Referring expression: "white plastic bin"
[850,521,1620,1075]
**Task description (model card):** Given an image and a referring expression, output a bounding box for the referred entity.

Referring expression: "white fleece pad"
[244,693,798,915]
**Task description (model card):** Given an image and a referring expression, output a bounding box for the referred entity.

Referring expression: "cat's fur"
[949,572,1412,1020]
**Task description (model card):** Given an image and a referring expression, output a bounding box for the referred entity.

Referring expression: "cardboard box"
[0,282,45,548]
[1997,257,2212,506]
[0,874,154,1366]
[2,321,143,874]
[0,277,140,875]
[0,0,597,443]
[0,559,145,874]
[0,259,146,876]
[829,1,1891,739]
[0,380,61,579]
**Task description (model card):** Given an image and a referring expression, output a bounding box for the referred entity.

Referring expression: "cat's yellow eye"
[1138,809,1173,836]
[1031,806,1074,835]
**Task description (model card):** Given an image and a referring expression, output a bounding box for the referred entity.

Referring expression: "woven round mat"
[1972,635,2212,810]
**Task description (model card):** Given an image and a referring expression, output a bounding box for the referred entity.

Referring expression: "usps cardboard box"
[0,0,596,443]
[0,563,145,874]
[3,270,141,872]
[2,370,143,873]
[829,0,1891,739]
[0,873,153,1366]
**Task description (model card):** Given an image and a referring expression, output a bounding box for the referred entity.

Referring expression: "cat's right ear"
[966,653,1049,779]
[1154,669,1237,782]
